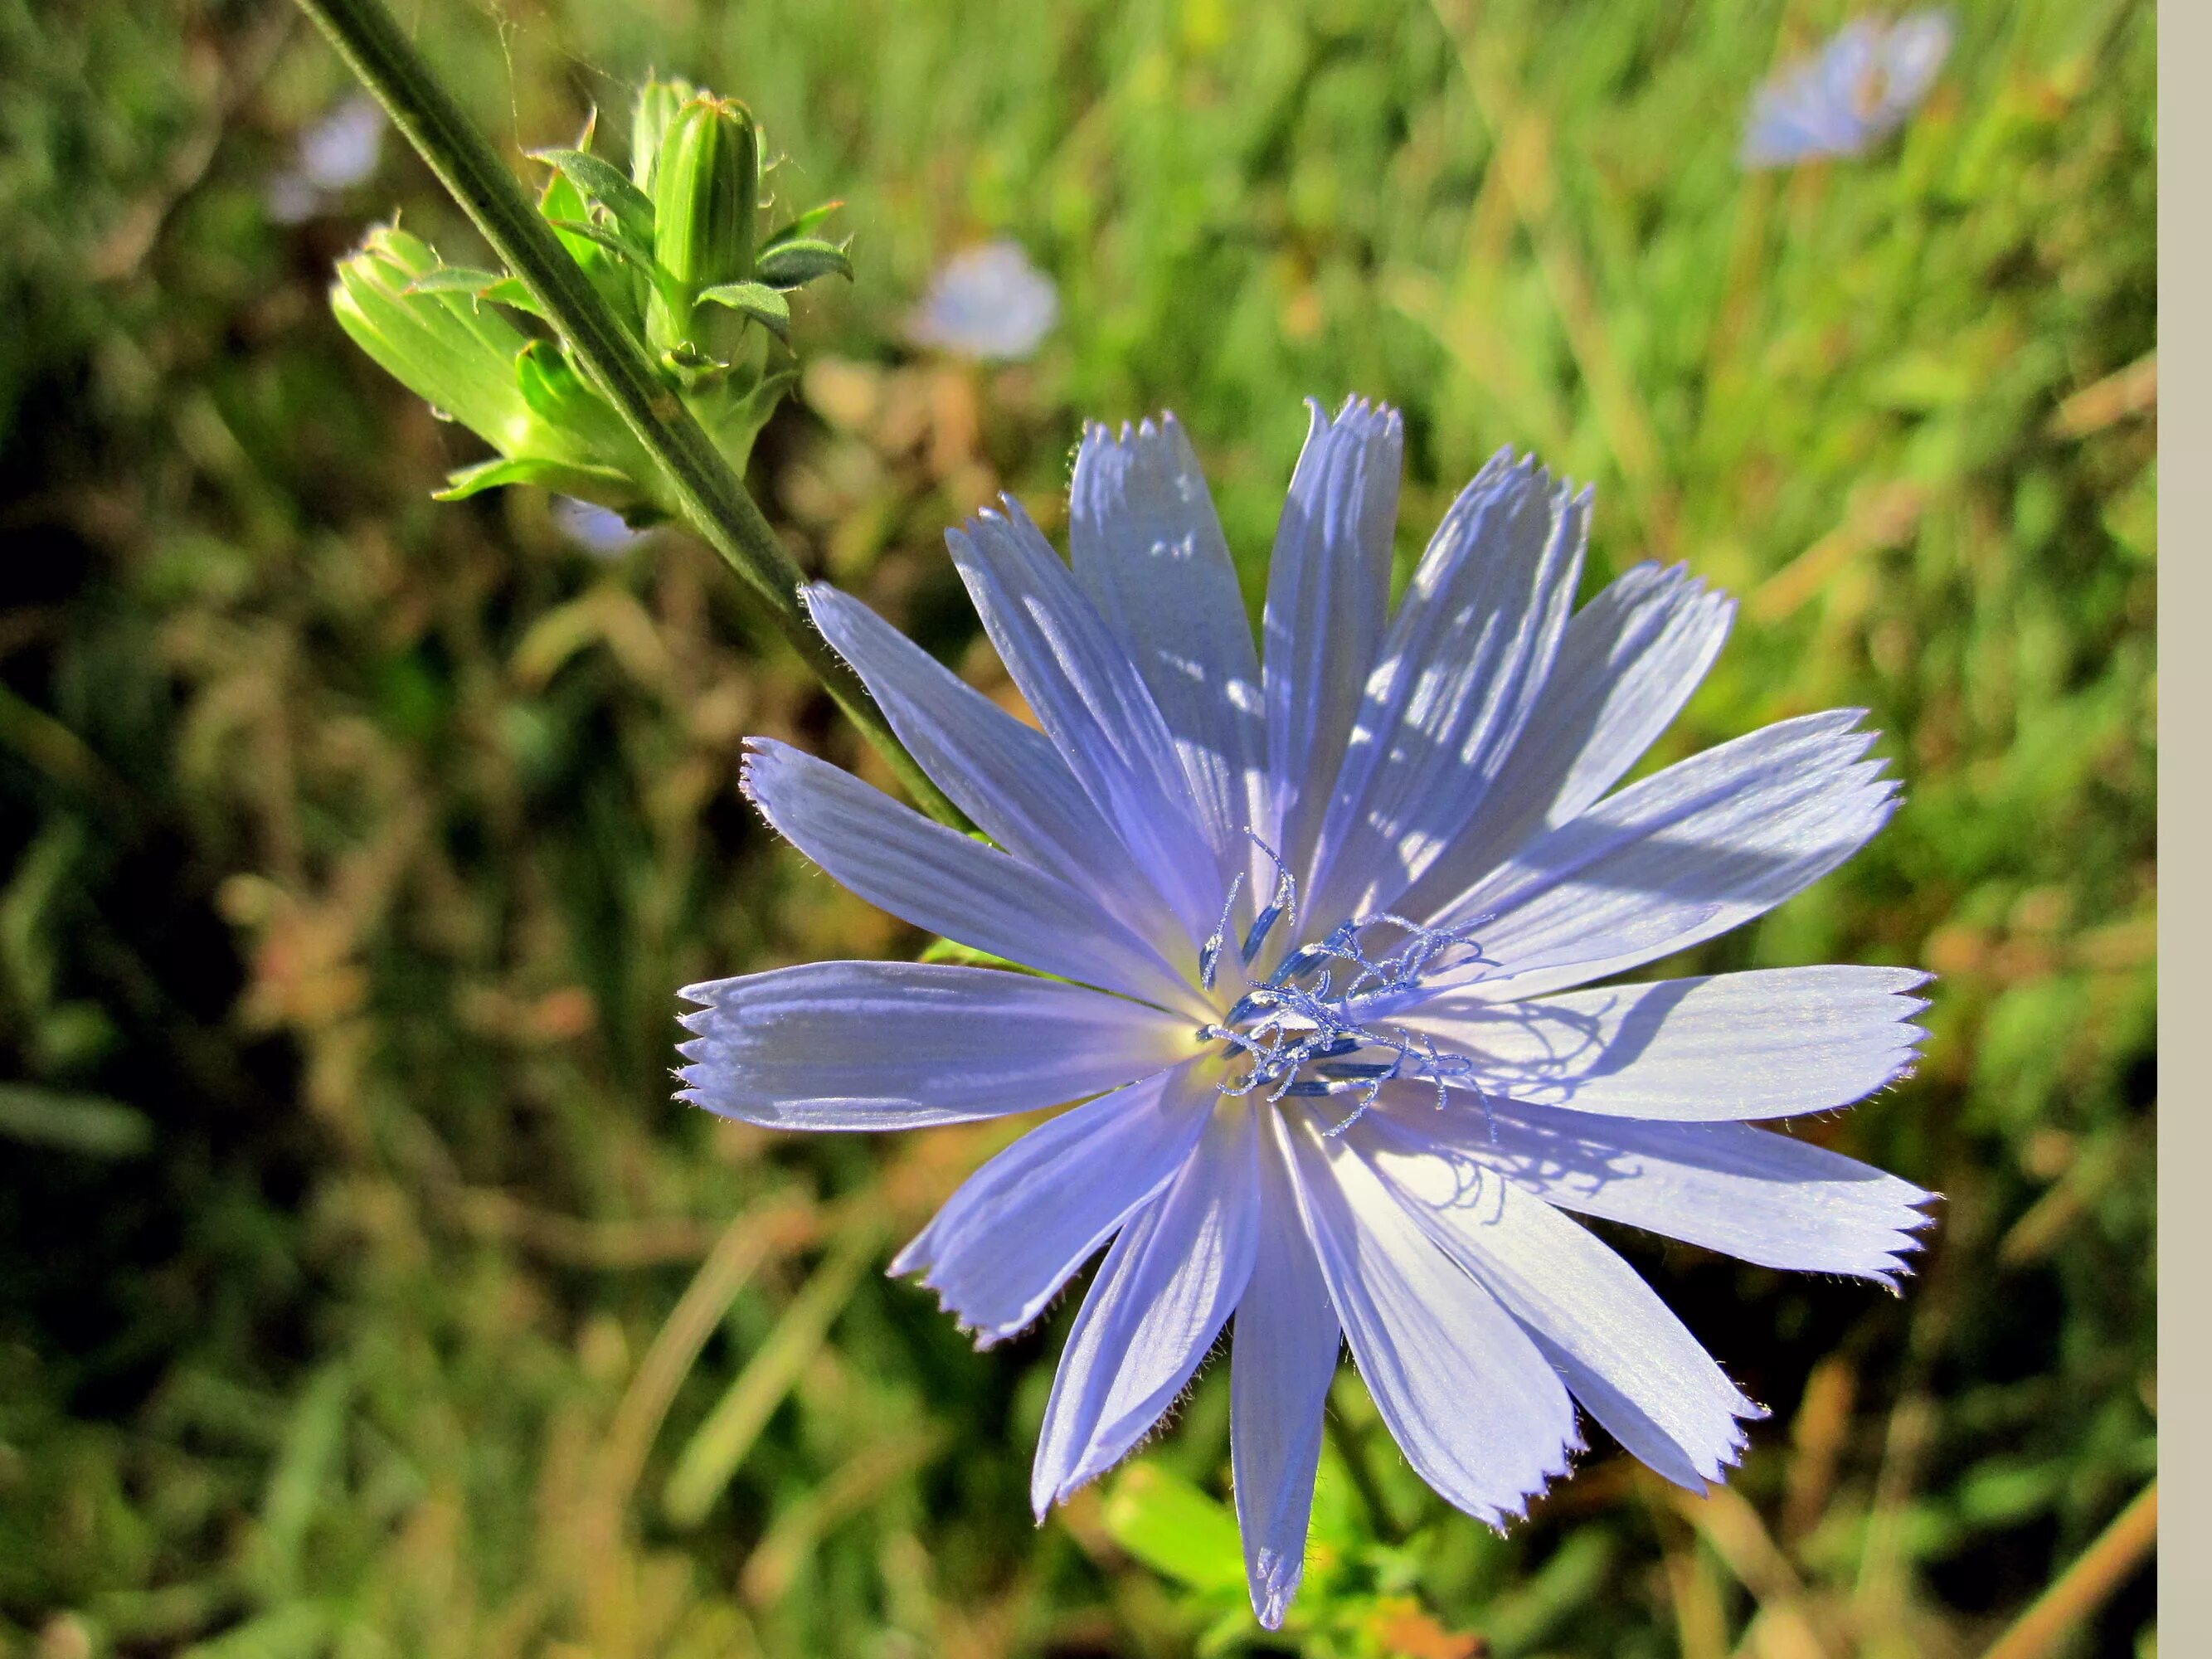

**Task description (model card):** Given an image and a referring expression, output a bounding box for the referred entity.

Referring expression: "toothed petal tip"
[1249,1549,1303,1630]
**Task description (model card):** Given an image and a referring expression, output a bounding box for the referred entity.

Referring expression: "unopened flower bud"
[648,95,759,354]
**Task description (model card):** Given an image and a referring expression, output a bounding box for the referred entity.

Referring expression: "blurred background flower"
[907,238,1060,362]
[552,495,649,558]
[1742,11,1955,168]
[267,90,386,221]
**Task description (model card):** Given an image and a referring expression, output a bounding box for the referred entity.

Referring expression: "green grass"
[0,0,2154,1655]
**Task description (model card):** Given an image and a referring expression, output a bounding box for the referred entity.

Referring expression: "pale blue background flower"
[269,93,386,223]
[552,495,644,558]
[678,401,1932,1629]
[1742,12,1953,168]
[907,238,1059,362]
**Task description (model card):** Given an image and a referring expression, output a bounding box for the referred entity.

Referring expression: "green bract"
[627,75,693,191]
[327,75,852,521]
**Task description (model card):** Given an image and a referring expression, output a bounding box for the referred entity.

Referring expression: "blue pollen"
[1194,844,1501,1138]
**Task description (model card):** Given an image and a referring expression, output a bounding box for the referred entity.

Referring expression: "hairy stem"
[292,0,962,826]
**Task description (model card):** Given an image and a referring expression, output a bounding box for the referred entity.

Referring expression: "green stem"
[292,0,962,828]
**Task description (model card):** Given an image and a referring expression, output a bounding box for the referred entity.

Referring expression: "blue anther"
[1242,902,1285,966]
[1239,832,1298,966]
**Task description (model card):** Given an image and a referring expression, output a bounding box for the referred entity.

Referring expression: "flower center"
[1194,838,1495,1136]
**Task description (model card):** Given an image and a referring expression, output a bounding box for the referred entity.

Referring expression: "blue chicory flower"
[907,239,1059,362]
[1742,12,1953,168]
[678,400,1933,1628]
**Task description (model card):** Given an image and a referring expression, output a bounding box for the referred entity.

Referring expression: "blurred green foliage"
[0,0,2152,1656]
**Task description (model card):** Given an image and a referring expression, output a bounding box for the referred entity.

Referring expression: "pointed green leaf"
[434,455,637,503]
[479,276,548,319]
[531,147,658,244]
[402,265,508,295]
[697,281,790,338]
[758,202,844,255]
[547,216,661,276]
[546,217,667,334]
[433,456,564,499]
[753,237,853,290]
[537,166,601,265]
[528,139,649,334]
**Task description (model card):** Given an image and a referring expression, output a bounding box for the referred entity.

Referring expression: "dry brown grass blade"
[2046,351,2156,440]
[1855,1389,1941,1630]
[444,1188,733,1267]
[561,1199,820,1655]
[1782,1357,1859,1545]
[660,1211,891,1528]
[1669,1483,1837,1659]
[1977,1481,2156,1659]
[1749,479,1928,622]
[593,1199,821,1522]
[1645,1487,1730,1659]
